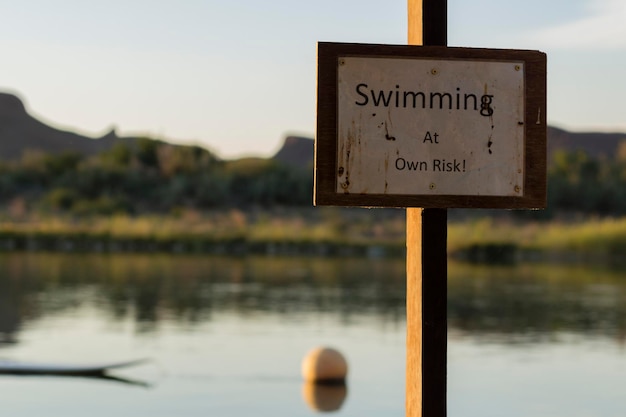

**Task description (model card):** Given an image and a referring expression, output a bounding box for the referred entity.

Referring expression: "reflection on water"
[0,253,406,343]
[3,253,626,344]
[302,382,348,412]
[1,252,626,416]
[448,262,626,344]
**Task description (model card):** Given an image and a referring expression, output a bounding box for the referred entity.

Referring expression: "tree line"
[1,137,626,218]
[543,145,626,218]
[0,138,312,216]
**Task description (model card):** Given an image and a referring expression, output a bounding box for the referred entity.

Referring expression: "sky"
[1,0,625,159]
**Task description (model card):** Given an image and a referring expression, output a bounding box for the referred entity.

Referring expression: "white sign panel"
[336,57,525,196]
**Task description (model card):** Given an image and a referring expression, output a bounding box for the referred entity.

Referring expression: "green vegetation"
[448,217,626,264]
[2,209,626,264]
[0,138,312,216]
[4,140,626,218]
[0,208,406,256]
[544,145,626,218]
[3,137,626,262]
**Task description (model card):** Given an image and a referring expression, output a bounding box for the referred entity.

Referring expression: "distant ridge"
[272,135,314,168]
[547,126,626,159]
[2,91,625,165]
[272,128,626,168]
[0,92,136,160]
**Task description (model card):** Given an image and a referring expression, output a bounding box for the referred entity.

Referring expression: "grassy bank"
[0,209,406,257]
[448,217,626,264]
[2,210,626,263]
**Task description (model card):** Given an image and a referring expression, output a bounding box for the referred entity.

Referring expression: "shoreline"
[2,214,626,266]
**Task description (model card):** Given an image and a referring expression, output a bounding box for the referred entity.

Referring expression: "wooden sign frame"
[315,42,547,209]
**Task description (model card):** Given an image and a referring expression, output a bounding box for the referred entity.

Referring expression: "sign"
[339,58,523,196]
[315,42,547,208]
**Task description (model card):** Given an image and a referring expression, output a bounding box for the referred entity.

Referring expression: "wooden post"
[315,2,544,415]
[406,2,448,417]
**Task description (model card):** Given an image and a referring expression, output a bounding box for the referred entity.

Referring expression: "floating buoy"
[301,346,348,384]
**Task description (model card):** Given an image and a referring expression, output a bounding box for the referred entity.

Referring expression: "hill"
[272,127,626,168]
[272,135,314,167]
[0,92,137,160]
[547,126,626,160]
[2,90,626,166]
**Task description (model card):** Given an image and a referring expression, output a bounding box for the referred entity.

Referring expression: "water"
[1,253,625,416]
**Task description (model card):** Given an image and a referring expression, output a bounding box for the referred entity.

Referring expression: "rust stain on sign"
[384,153,390,194]
[338,121,360,193]
[384,121,396,141]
